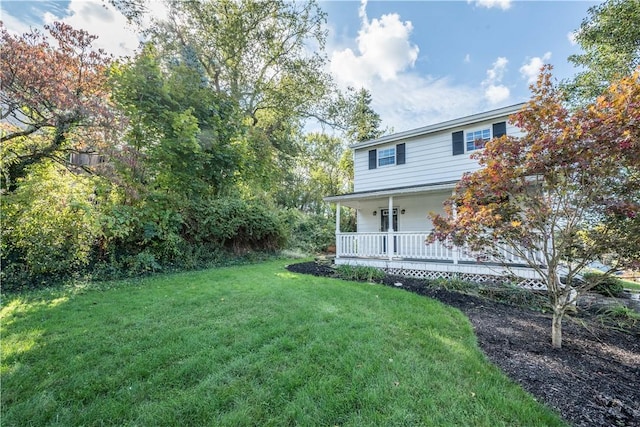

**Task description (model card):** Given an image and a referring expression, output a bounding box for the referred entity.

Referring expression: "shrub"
[279,208,334,253]
[582,272,624,297]
[437,277,477,292]
[97,192,186,269]
[2,162,102,279]
[597,304,640,331]
[0,263,46,293]
[124,251,162,274]
[478,285,548,309]
[185,196,287,253]
[335,265,386,282]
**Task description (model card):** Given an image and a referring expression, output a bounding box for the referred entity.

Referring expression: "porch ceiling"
[324,181,457,209]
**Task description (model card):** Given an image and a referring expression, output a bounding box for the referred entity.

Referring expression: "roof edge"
[324,180,458,203]
[351,102,526,150]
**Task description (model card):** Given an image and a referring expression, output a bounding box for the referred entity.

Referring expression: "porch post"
[452,196,458,265]
[335,202,341,259]
[387,196,393,260]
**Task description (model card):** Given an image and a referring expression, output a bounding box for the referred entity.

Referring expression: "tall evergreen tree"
[346,88,385,143]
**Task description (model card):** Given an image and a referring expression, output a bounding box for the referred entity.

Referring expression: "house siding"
[353,119,522,193]
[328,103,547,287]
[355,191,451,233]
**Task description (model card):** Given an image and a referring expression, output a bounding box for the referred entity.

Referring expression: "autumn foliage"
[430,65,639,347]
[0,22,114,189]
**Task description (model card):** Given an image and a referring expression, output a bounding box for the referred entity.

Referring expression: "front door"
[381,208,398,253]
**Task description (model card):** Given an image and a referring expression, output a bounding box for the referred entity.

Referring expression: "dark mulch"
[286,261,640,427]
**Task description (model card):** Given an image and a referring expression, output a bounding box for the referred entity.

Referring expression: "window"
[453,122,507,156]
[466,128,491,151]
[368,144,405,169]
[378,147,395,166]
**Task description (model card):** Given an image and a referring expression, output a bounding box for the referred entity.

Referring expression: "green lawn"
[1,260,566,426]
[621,277,640,291]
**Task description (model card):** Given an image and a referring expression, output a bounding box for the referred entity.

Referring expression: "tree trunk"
[5,118,74,191]
[552,308,563,349]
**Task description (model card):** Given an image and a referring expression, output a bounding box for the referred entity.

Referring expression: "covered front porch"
[333,231,546,288]
[325,183,547,289]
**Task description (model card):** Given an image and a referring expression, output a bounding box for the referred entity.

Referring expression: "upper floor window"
[378,147,396,166]
[452,121,507,156]
[368,143,406,169]
[466,128,491,151]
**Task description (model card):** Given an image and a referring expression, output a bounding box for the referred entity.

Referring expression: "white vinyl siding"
[355,191,450,233]
[353,119,522,193]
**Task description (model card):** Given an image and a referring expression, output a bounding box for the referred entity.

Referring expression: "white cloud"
[4,0,168,58]
[328,0,505,131]
[567,31,578,46]
[482,57,510,104]
[371,74,484,131]
[1,11,34,35]
[139,2,170,31]
[469,0,512,11]
[464,53,471,63]
[519,52,552,84]
[43,1,141,57]
[484,85,510,104]
[485,56,508,82]
[330,0,419,87]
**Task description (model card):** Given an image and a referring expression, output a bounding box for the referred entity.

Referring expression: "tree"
[340,87,387,189]
[345,88,385,143]
[429,66,639,348]
[107,0,147,24]
[142,0,344,195]
[110,44,243,199]
[274,89,386,220]
[105,43,295,267]
[150,0,331,128]
[565,0,640,104]
[0,22,115,191]
[275,133,351,213]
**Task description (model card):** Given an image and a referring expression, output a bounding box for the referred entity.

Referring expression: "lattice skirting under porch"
[382,267,547,290]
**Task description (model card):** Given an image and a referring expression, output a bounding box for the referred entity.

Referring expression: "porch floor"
[337,255,533,269]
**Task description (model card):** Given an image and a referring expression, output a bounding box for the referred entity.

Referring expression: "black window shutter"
[396,143,405,165]
[493,121,507,138]
[452,131,464,155]
[368,149,377,169]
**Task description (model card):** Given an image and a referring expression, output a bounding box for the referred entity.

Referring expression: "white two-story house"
[325,103,546,288]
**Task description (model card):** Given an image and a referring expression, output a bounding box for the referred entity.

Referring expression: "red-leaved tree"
[0,22,115,190]
[429,65,639,348]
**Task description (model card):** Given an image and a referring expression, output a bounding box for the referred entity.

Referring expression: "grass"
[620,278,640,291]
[597,304,640,331]
[1,259,566,426]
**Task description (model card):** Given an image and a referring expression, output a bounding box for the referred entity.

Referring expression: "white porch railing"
[336,231,545,267]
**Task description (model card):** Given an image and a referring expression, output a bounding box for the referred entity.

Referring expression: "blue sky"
[1,0,600,132]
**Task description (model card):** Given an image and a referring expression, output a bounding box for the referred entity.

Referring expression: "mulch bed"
[286,261,640,427]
